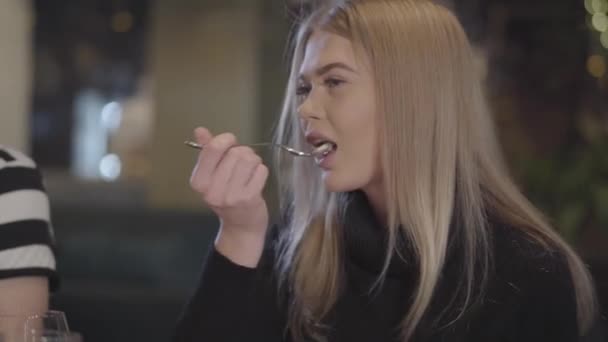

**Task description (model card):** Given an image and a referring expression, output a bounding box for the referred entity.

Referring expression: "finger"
[204,147,241,207]
[194,127,213,146]
[243,164,269,197]
[191,127,213,167]
[190,133,238,193]
[226,147,262,191]
[190,127,214,189]
[201,132,238,173]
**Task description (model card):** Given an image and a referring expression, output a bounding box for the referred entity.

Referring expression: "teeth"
[312,142,335,156]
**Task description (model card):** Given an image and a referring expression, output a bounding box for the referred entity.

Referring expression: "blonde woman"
[174,0,602,341]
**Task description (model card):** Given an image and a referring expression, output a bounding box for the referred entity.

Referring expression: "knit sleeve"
[172,231,286,342]
[0,146,58,291]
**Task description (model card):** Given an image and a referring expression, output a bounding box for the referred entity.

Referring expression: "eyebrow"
[298,62,357,81]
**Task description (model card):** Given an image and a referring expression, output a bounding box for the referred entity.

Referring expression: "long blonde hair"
[272,0,597,340]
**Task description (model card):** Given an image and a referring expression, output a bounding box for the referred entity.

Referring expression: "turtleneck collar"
[341,191,415,279]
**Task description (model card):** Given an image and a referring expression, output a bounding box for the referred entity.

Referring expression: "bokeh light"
[587,55,607,78]
[594,0,608,13]
[99,154,122,181]
[592,13,608,32]
[111,11,133,33]
[601,30,608,49]
[100,101,123,133]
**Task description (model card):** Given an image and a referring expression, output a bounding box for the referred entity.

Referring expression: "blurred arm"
[0,276,49,342]
[0,276,49,315]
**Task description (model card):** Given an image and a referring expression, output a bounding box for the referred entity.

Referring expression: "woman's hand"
[189,127,269,267]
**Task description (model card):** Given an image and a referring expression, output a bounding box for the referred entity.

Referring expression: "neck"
[361,181,387,228]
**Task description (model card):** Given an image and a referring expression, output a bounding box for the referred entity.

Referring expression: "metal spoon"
[184,140,333,157]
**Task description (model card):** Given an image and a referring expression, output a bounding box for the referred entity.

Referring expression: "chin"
[322,171,362,193]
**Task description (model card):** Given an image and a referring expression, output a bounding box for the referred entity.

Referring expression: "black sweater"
[174,193,605,341]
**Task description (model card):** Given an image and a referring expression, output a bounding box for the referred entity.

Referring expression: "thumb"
[194,127,213,145]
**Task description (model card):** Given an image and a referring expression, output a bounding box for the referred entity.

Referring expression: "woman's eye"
[296,84,311,96]
[325,78,344,88]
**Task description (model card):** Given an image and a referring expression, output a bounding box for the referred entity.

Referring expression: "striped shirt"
[0,146,58,290]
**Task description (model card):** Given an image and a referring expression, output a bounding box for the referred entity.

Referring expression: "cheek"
[329,126,378,190]
[357,134,380,178]
[351,112,378,164]
[334,103,377,161]
[325,90,378,189]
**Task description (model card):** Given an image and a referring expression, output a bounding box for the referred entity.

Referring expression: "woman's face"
[297,30,381,193]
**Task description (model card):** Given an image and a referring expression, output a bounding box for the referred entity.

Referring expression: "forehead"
[299,30,358,74]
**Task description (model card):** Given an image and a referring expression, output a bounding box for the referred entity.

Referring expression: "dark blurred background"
[0,0,606,341]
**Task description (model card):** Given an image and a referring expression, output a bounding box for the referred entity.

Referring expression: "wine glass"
[23,311,70,342]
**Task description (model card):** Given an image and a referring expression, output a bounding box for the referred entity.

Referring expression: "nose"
[297,88,323,121]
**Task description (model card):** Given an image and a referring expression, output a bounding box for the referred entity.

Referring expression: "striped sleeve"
[0,146,58,291]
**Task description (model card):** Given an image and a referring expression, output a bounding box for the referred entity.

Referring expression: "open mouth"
[312,141,337,157]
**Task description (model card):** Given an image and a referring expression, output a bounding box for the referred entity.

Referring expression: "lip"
[315,148,336,169]
[304,130,335,147]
